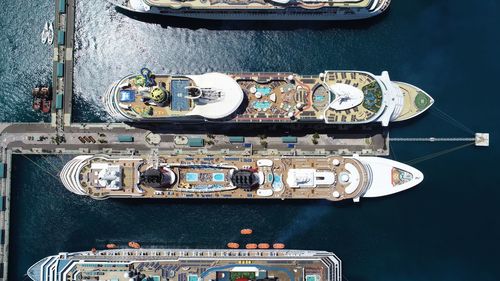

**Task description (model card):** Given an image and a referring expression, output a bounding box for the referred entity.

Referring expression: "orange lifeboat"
[258,243,270,249]
[240,229,253,235]
[128,241,141,249]
[106,243,118,249]
[227,242,240,249]
[245,243,258,249]
[273,243,285,249]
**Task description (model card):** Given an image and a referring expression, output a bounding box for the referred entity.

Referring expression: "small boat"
[245,243,257,249]
[106,243,118,249]
[226,242,239,249]
[33,97,42,111]
[240,229,253,235]
[42,99,51,113]
[272,243,285,249]
[257,243,270,249]
[47,22,54,45]
[128,241,141,249]
[41,22,49,44]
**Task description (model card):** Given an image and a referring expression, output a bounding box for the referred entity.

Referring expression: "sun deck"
[29,249,341,281]
[142,0,376,10]
[77,155,370,201]
[112,71,386,124]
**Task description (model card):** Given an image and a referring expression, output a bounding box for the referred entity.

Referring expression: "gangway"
[389,133,489,147]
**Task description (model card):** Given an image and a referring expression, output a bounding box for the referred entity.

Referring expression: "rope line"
[405,142,475,165]
[431,107,475,135]
[20,154,60,181]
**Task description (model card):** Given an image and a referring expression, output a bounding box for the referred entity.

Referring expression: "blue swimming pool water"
[212,173,225,182]
[256,87,272,95]
[253,101,271,110]
[272,175,283,190]
[185,173,199,182]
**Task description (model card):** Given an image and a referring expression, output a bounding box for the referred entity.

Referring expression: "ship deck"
[142,0,375,10]
[116,71,384,123]
[78,155,369,201]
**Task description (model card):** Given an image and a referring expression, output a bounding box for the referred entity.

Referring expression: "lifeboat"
[227,242,240,249]
[258,243,270,249]
[240,229,253,235]
[106,243,118,249]
[273,243,285,249]
[128,241,141,249]
[245,243,258,249]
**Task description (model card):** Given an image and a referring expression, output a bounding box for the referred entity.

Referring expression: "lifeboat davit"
[128,241,141,249]
[273,243,285,249]
[246,243,258,249]
[240,229,253,235]
[227,242,240,249]
[258,243,270,249]
[106,243,118,249]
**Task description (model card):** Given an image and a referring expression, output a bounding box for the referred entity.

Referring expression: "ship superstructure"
[28,249,341,281]
[60,154,423,201]
[109,0,391,21]
[104,70,433,126]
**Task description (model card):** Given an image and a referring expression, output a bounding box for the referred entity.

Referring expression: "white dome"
[328,83,364,110]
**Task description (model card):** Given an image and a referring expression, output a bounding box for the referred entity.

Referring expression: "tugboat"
[40,87,52,113]
[32,87,42,111]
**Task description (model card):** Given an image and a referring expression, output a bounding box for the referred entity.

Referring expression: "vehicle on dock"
[60,154,424,202]
[108,0,391,21]
[104,69,433,127]
[28,249,342,281]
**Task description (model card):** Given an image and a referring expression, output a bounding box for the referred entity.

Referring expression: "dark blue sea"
[2,0,500,280]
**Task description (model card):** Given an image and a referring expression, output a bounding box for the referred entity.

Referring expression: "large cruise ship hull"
[60,154,424,202]
[109,0,391,21]
[28,249,342,281]
[104,70,433,125]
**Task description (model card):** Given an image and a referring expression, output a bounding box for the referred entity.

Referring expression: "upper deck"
[107,70,404,125]
[71,154,371,202]
[28,249,341,281]
[141,0,379,10]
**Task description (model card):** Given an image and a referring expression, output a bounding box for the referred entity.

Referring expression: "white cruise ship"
[60,154,423,202]
[28,249,341,281]
[108,0,391,21]
[104,69,433,126]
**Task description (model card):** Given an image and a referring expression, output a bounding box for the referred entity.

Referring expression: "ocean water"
[3,0,500,280]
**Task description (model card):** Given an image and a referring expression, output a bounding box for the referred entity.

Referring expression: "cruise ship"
[27,249,341,281]
[108,0,391,21]
[103,69,433,126]
[60,154,423,201]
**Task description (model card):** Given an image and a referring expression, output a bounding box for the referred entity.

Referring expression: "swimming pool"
[185,173,199,182]
[253,101,271,110]
[256,87,272,96]
[212,173,225,182]
[272,174,284,190]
